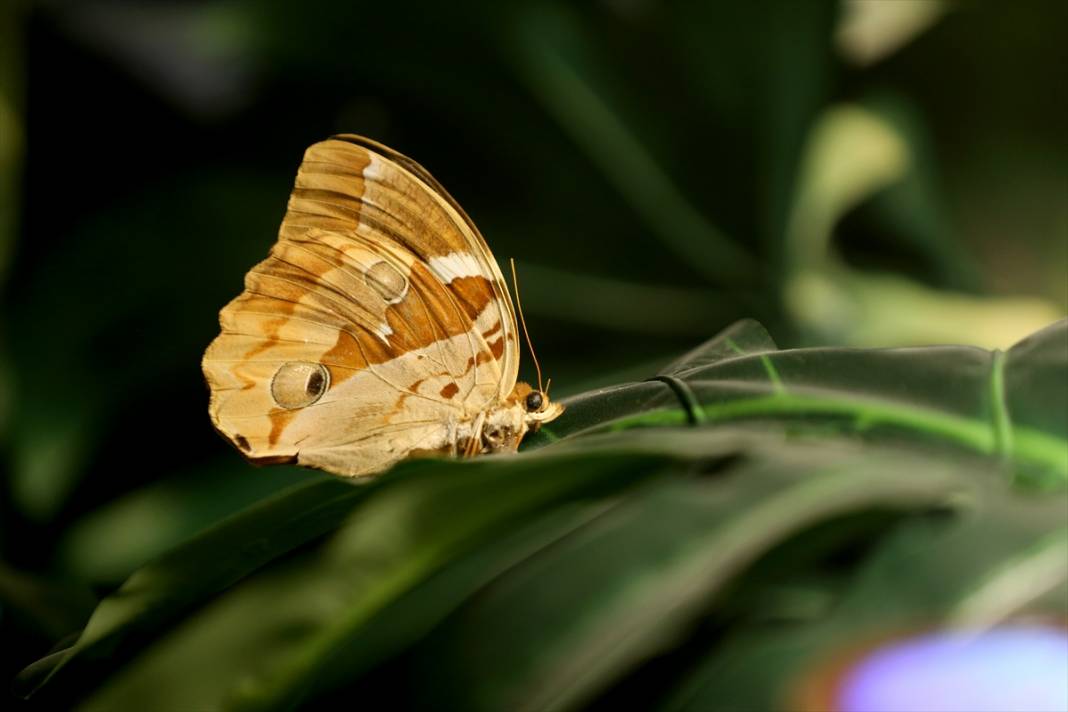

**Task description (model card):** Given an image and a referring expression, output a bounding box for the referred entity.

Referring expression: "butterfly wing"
[202,136,519,477]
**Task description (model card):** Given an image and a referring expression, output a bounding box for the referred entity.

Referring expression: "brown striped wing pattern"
[202,135,520,477]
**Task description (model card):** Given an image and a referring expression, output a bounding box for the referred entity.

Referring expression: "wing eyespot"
[271,362,330,409]
[365,261,408,304]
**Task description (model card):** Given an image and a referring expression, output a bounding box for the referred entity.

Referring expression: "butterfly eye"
[525,391,544,412]
[271,362,330,409]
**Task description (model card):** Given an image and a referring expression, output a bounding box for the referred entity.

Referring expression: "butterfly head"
[478,382,563,454]
[513,381,564,430]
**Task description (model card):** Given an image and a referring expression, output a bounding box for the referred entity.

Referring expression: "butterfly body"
[203,135,562,478]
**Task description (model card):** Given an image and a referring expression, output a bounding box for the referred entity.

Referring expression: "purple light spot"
[838,624,1068,712]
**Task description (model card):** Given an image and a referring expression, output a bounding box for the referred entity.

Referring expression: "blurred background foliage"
[0,0,1065,699]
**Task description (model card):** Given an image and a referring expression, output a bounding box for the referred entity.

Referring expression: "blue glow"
[838,624,1068,712]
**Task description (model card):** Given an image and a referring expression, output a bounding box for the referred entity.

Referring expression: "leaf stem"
[584,394,1067,480]
[988,350,1014,462]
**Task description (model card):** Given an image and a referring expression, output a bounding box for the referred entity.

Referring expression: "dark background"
[1,0,1065,687]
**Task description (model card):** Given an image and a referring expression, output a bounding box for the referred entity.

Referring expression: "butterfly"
[202,135,563,478]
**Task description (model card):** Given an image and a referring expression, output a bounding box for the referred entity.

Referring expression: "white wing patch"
[428,252,484,284]
[363,153,386,182]
[374,322,394,341]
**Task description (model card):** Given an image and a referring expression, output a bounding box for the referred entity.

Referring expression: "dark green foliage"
[18,320,1066,711]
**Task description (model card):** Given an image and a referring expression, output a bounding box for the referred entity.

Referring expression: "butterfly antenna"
[509,258,544,393]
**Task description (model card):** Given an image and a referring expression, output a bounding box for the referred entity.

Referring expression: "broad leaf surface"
[531,319,1068,485]
[17,320,1067,711]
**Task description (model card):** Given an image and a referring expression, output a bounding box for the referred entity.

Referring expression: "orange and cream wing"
[202,135,519,477]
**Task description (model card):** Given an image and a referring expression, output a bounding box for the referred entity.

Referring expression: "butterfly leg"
[448,423,456,457]
[463,412,486,458]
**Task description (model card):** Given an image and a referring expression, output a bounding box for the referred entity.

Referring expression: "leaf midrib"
[548,392,1066,480]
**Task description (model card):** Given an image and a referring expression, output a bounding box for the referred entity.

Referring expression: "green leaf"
[409,435,975,712]
[1002,319,1068,450]
[18,477,364,705]
[663,483,1068,711]
[55,461,325,586]
[20,319,1067,711]
[535,319,1067,485]
[658,318,778,375]
[280,490,626,707]
[71,451,666,712]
